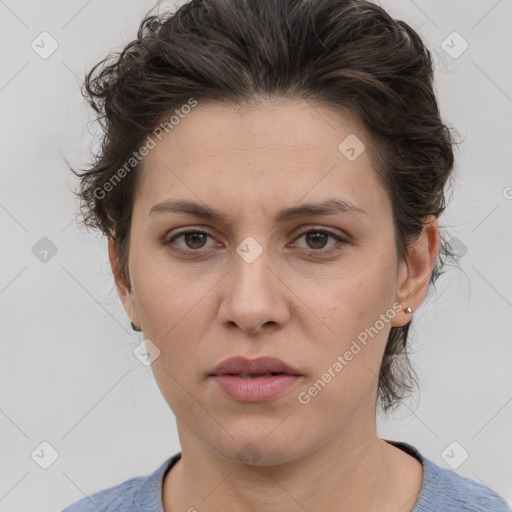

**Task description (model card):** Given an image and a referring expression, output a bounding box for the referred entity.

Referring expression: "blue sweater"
[61,441,511,511]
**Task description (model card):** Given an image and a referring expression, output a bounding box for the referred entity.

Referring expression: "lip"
[210,356,302,377]
[211,374,302,402]
[208,356,303,403]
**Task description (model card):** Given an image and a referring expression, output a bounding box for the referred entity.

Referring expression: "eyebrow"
[149,198,367,224]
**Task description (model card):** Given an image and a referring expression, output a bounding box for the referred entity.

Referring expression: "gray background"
[0,0,511,510]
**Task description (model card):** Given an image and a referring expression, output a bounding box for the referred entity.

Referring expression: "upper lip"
[210,356,302,376]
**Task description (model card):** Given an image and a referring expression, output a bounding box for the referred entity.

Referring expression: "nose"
[217,242,290,335]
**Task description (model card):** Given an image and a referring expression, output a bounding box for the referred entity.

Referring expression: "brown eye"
[165,230,215,254]
[182,232,208,249]
[304,231,329,249]
[292,228,348,256]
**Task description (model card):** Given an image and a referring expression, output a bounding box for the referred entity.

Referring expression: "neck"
[162,420,422,512]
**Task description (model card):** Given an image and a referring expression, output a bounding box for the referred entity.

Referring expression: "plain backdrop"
[0,0,511,510]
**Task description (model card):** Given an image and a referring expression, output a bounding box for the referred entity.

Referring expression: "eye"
[292,228,348,256]
[164,227,348,257]
[165,229,217,255]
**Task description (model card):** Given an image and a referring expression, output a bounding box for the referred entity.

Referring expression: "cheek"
[129,261,219,400]
[306,262,397,395]
[316,263,396,342]
[130,245,209,329]
[134,269,215,413]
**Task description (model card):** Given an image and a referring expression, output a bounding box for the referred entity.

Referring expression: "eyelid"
[293,225,349,241]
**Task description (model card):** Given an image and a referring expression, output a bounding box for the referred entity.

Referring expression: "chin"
[210,428,308,467]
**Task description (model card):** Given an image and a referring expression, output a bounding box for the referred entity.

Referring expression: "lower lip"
[210,374,302,402]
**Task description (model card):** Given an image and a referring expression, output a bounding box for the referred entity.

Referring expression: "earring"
[131,320,142,332]
[405,307,413,314]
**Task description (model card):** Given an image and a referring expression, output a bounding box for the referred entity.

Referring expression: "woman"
[62,0,511,510]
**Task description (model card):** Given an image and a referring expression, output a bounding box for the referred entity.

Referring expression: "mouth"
[208,356,303,402]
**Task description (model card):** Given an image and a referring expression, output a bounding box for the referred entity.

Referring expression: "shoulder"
[60,476,137,512]
[417,456,511,511]
[61,454,181,512]
[390,442,511,512]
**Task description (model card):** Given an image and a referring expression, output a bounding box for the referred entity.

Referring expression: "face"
[111,99,436,465]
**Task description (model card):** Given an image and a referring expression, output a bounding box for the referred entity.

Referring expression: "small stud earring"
[405,307,413,314]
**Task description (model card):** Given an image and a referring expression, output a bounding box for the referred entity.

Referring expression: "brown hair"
[70,0,458,413]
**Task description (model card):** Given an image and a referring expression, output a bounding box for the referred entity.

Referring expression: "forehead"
[146,99,369,162]
[134,99,388,220]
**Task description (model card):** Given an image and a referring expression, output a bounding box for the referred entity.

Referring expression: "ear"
[390,216,440,327]
[108,236,140,329]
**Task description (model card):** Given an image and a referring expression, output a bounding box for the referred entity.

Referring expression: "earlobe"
[390,217,439,327]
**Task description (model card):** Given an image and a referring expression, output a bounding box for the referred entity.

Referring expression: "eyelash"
[164,228,348,257]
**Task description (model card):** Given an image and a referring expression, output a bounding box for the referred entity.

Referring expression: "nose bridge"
[232,235,273,300]
[218,235,288,332]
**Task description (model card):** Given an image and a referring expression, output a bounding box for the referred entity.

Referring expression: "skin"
[109,99,439,512]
